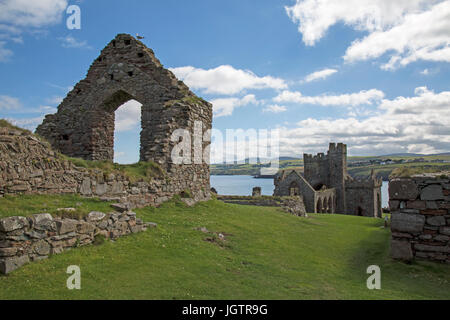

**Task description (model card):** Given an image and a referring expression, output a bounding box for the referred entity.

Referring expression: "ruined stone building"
[33,34,212,202]
[273,143,382,217]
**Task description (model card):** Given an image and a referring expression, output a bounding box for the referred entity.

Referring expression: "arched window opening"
[314,183,326,191]
[114,99,142,164]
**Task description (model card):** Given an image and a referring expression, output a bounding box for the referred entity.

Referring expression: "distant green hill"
[210,154,450,180]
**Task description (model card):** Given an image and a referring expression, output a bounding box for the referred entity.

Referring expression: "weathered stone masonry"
[0,210,154,274]
[35,33,212,202]
[218,195,307,217]
[0,127,210,207]
[390,174,450,263]
[274,143,382,217]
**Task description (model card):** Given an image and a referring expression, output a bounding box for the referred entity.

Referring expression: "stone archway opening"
[314,183,326,191]
[357,206,364,216]
[316,198,322,213]
[113,99,143,164]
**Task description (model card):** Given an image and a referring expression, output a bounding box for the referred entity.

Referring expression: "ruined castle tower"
[303,143,347,214]
[275,143,382,217]
[327,143,348,214]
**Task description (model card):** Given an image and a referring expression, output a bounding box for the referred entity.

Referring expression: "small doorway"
[357,206,363,217]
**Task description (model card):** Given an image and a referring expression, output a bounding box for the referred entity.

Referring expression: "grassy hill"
[211,154,450,180]
[1,197,449,299]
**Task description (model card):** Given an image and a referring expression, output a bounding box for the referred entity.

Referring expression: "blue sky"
[0,0,449,163]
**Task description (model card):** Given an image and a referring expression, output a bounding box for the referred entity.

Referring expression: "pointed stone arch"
[36,34,212,170]
[316,197,322,213]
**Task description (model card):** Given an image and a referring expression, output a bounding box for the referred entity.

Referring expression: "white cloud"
[170,65,287,95]
[421,69,430,75]
[46,95,64,105]
[210,94,259,117]
[6,116,44,131]
[0,0,68,28]
[286,0,450,69]
[59,35,90,49]
[304,68,337,83]
[273,89,384,106]
[0,1,70,61]
[263,104,287,113]
[115,100,142,132]
[0,95,21,110]
[37,105,57,114]
[344,1,450,69]
[275,86,450,156]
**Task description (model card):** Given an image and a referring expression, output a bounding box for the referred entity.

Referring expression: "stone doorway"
[357,206,364,216]
[113,99,143,164]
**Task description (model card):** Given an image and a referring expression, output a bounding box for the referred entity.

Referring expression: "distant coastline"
[211,153,450,182]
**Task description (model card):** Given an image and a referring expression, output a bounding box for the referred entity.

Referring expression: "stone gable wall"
[34,34,212,203]
[35,34,212,167]
[389,174,450,263]
[0,210,155,274]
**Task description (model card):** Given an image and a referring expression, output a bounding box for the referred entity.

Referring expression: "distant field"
[1,198,449,300]
[211,154,450,180]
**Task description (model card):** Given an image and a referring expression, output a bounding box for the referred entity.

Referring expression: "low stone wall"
[217,195,307,217]
[0,127,210,209]
[389,173,450,263]
[0,209,154,274]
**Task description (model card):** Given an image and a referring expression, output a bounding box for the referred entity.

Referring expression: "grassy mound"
[60,157,166,183]
[0,119,31,133]
[0,194,114,219]
[0,199,448,300]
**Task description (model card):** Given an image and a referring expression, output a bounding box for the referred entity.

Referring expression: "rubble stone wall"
[389,174,450,263]
[217,195,307,217]
[0,127,210,207]
[0,210,154,274]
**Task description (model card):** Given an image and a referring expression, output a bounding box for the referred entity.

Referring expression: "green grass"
[0,119,31,134]
[60,157,165,183]
[1,199,448,300]
[0,194,114,219]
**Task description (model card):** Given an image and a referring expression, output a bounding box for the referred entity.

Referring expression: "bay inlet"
[210,175,389,209]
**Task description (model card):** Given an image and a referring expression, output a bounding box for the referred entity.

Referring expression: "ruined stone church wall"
[327,143,347,214]
[390,175,450,263]
[346,187,376,217]
[345,177,382,217]
[34,34,212,201]
[274,171,314,212]
[0,128,210,207]
[303,153,329,189]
